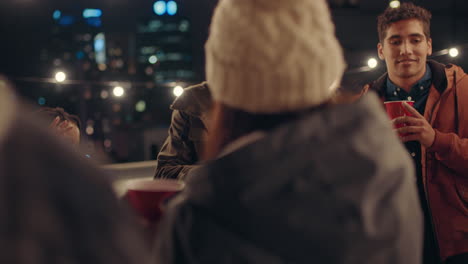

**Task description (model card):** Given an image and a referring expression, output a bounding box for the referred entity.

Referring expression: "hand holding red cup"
[384,100,415,136]
[384,100,436,147]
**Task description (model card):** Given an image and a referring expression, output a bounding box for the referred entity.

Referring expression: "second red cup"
[124,179,185,223]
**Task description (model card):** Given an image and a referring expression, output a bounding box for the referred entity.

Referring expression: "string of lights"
[12,74,188,98]
[348,44,464,74]
[11,43,464,96]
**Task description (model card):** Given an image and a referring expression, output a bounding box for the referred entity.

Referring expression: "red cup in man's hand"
[384,101,415,136]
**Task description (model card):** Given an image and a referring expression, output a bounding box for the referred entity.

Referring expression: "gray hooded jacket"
[154,93,423,264]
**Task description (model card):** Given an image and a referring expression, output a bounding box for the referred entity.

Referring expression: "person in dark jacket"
[152,0,423,263]
[367,3,468,263]
[154,82,212,180]
[0,77,150,264]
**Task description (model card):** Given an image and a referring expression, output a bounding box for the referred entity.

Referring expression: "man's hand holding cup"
[391,102,435,148]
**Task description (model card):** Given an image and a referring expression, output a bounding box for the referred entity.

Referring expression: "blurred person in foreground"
[154,82,212,180]
[153,0,422,263]
[366,3,468,263]
[37,107,81,147]
[0,78,149,264]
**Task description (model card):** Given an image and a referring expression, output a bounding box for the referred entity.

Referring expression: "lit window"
[153,1,166,15]
[94,33,106,64]
[167,1,178,16]
[83,9,102,18]
[53,10,61,20]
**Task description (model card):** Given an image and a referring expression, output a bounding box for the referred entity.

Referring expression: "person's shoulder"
[427,60,467,79]
[444,63,467,77]
[184,81,209,94]
[172,82,210,106]
[432,61,468,92]
[0,77,17,145]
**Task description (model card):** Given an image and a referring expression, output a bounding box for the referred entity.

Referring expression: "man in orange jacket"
[367,3,468,264]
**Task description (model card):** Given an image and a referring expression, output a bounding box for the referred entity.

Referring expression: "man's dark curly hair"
[377,2,432,43]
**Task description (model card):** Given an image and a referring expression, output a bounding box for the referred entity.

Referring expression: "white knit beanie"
[205,0,346,113]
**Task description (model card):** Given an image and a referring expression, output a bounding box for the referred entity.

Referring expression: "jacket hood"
[170,82,212,118]
[445,63,467,90]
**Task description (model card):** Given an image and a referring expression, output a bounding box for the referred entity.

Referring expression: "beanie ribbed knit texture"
[205,0,346,113]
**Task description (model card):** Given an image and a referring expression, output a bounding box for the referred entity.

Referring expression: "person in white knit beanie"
[201,0,349,158]
[153,0,422,263]
[205,0,346,113]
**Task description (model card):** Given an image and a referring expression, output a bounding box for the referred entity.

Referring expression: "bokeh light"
[367,58,378,69]
[104,139,112,148]
[100,90,109,99]
[113,86,125,97]
[38,97,46,105]
[449,48,459,58]
[135,100,147,112]
[54,71,66,83]
[53,10,61,20]
[86,125,94,135]
[173,85,184,97]
[389,0,400,8]
[148,55,158,64]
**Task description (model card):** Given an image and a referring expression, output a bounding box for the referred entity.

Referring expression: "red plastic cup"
[384,100,415,136]
[124,179,185,223]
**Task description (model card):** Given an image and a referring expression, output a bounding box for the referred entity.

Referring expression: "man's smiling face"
[378,18,432,83]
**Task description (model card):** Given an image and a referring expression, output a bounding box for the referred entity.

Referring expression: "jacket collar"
[371,60,448,96]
